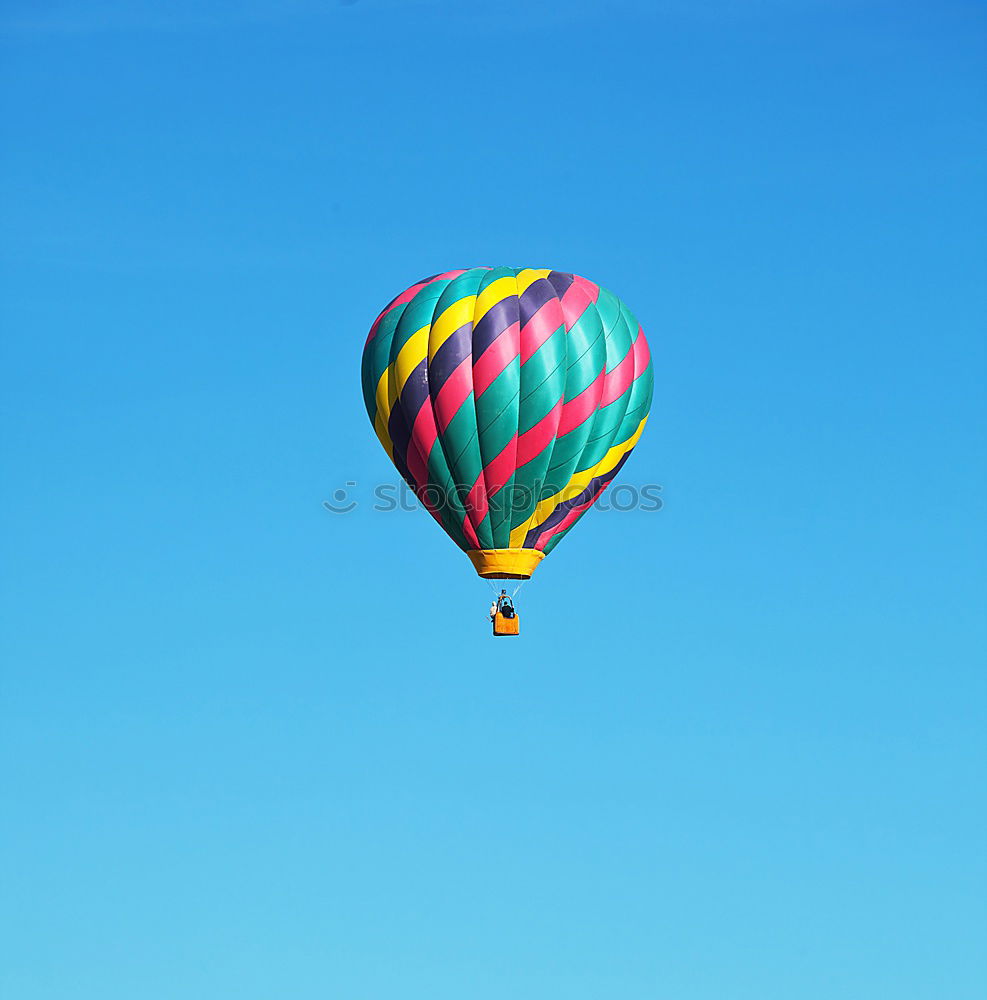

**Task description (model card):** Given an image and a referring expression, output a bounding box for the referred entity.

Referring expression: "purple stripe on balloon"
[429,322,473,394]
[518,278,556,328]
[546,271,575,299]
[396,359,430,426]
[472,296,520,358]
[386,406,414,487]
[387,360,431,485]
[384,402,420,492]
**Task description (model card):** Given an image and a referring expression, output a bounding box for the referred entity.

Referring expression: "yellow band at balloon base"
[467,548,545,579]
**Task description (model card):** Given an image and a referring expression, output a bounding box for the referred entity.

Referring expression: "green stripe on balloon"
[536,301,607,502]
[388,285,473,550]
[426,271,494,549]
[510,318,567,531]
[360,305,403,420]
[570,291,634,474]
[472,268,521,545]
[476,368,520,536]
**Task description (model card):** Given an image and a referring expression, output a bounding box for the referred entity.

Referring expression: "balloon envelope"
[360,267,653,578]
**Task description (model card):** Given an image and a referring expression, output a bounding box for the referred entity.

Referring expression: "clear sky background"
[2,1,985,998]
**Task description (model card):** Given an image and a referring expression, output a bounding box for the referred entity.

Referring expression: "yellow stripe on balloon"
[372,324,431,458]
[428,294,476,359]
[473,275,517,324]
[508,416,649,547]
[514,268,552,296]
[393,325,430,395]
[373,365,398,459]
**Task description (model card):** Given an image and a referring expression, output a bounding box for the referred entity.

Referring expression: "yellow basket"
[492,611,520,637]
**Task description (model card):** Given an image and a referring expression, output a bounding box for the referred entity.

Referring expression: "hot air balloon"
[360,267,653,619]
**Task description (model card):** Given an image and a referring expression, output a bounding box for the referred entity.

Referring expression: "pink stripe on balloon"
[472,322,520,397]
[432,354,473,431]
[483,432,519,496]
[410,402,489,547]
[404,436,430,490]
[516,399,562,468]
[559,277,598,331]
[600,347,636,407]
[409,402,439,475]
[430,351,487,542]
[461,513,481,550]
[463,476,489,526]
[520,298,564,363]
[558,368,605,437]
[632,326,651,376]
[571,274,600,303]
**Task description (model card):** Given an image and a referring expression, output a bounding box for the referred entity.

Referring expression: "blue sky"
[1,1,985,997]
